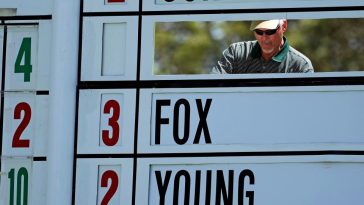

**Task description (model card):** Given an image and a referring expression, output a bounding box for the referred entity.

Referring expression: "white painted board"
[0,158,32,205]
[81,16,138,81]
[2,92,36,157]
[0,0,52,15]
[31,161,47,205]
[77,89,136,154]
[136,157,364,205]
[75,158,133,205]
[144,0,364,11]
[84,0,139,12]
[36,21,52,90]
[32,95,48,157]
[2,92,48,157]
[0,159,47,205]
[5,25,38,91]
[2,22,51,90]
[139,86,364,153]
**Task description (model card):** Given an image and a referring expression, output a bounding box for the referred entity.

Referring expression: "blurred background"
[154,18,364,74]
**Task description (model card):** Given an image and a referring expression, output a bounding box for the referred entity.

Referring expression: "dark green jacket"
[212,38,314,73]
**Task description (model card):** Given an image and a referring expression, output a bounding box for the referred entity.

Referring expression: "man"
[212,19,314,73]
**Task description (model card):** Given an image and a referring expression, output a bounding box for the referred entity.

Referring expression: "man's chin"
[261,49,275,55]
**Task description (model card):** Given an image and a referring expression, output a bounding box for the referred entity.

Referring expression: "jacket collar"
[251,37,289,62]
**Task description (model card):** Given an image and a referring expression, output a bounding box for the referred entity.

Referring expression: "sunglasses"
[254,26,280,36]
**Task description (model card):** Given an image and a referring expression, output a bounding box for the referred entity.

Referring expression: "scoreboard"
[0,1,51,205]
[1,0,364,205]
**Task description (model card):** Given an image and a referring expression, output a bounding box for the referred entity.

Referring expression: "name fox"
[155,98,212,145]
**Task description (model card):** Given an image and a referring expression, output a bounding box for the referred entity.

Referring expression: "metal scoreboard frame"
[1,0,364,205]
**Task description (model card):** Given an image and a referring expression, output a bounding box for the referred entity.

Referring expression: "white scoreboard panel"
[145,0,364,11]
[75,1,139,205]
[75,0,364,205]
[0,0,359,204]
[137,157,364,204]
[53,0,364,205]
[0,1,52,205]
[81,16,138,81]
[138,86,364,152]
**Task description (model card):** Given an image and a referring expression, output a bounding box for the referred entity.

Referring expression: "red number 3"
[102,100,120,146]
[101,170,119,205]
[12,102,31,148]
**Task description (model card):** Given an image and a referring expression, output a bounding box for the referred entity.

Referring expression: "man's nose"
[261,33,271,37]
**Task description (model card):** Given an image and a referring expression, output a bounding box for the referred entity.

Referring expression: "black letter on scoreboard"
[193,99,212,144]
[155,100,171,144]
[194,170,201,205]
[238,169,255,205]
[205,170,212,205]
[156,170,172,205]
[173,99,190,145]
[216,170,234,205]
[173,170,191,205]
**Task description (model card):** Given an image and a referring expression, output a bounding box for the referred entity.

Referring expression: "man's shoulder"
[288,46,312,64]
[288,46,311,63]
[231,40,257,48]
[227,40,258,56]
[287,46,314,72]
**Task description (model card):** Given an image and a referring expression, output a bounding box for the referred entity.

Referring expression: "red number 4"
[12,102,31,148]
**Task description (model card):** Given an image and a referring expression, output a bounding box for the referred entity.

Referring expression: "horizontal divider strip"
[36,90,50,95]
[33,156,47,161]
[76,150,364,159]
[82,6,364,17]
[0,15,52,21]
[83,11,140,17]
[0,90,49,95]
[139,150,364,158]
[77,154,134,158]
[78,77,364,89]
[3,22,39,26]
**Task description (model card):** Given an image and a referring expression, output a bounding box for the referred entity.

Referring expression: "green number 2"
[8,167,29,205]
[14,37,32,82]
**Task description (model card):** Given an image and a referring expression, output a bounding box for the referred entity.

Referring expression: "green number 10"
[8,167,29,205]
[14,37,32,82]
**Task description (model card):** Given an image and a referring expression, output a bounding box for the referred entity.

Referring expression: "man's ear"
[281,19,288,32]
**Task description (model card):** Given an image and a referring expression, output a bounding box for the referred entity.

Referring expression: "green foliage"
[155,18,364,74]
[155,21,220,74]
[288,19,364,72]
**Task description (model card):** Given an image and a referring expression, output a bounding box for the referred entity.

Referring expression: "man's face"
[254,21,287,58]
